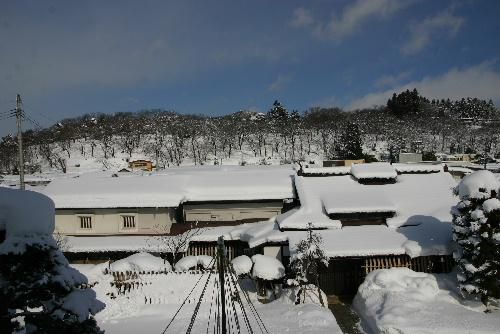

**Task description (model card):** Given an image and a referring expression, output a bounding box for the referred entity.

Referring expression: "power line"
[186,269,214,334]
[160,270,211,334]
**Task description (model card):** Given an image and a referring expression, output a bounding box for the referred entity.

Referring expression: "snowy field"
[73,262,342,334]
[354,268,500,334]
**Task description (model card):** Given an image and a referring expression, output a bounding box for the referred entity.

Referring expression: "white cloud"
[290,8,314,28]
[375,71,412,88]
[268,74,292,92]
[346,62,500,110]
[315,0,412,40]
[402,11,464,54]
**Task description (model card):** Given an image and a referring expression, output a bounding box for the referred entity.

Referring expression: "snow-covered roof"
[351,163,397,180]
[393,163,442,174]
[42,165,295,209]
[322,189,396,215]
[287,222,453,258]
[278,171,457,230]
[276,176,342,230]
[300,166,351,176]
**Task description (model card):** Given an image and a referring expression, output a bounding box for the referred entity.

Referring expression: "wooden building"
[129,159,154,171]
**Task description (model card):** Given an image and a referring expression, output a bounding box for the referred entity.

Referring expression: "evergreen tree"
[386,88,429,118]
[452,171,500,307]
[336,122,363,159]
[0,189,102,333]
[288,224,329,306]
[0,236,104,333]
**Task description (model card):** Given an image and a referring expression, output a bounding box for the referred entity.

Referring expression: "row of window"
[78,215,136,230]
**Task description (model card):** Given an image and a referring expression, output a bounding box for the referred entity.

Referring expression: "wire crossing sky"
[1,0,499,136]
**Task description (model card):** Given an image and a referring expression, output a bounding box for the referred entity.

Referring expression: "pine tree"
[0,236,104,333]
[336,122,363,159]
[288,224,329,306]
[452,170,500,308]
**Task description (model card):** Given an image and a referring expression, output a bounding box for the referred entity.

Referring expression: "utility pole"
[15,94,25,190]
[217,236,227,334]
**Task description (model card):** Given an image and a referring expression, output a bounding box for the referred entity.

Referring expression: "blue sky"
[1,0,500,136]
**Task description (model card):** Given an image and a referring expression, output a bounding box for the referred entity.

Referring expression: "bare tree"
[150,223,204,265]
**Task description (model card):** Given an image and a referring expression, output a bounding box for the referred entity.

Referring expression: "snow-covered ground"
[72,260,342,334]
[353,267,500,334]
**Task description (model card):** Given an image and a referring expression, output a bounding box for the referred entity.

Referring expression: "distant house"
[399,153,422,163]
[276,162,457,294]
[40,166,295,262]
[183,201,283,224]
[322,159,364,167]
[42,166,295,238]
[129,159,154,171]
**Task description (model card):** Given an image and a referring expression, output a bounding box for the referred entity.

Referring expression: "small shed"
[323,159,364,167]
[129,160,154,171]
[399,153,422,163]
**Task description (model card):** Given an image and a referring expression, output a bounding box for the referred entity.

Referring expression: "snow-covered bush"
[288,227,328,305]
[110,252,172,272]
[174,255,215,271]
[251,254,285,281]
[452,170,500,306]
[231,255,253,276]
[0,188,104,333]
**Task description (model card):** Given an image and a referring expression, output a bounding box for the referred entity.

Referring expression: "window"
[121,215,136,229]
[79,216,92,229]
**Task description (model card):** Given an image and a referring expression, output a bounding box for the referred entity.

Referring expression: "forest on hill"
[1,89,499,173]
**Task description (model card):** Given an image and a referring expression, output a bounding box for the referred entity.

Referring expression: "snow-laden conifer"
[0,188,104,333]
[288,223,329,306]
[452,170,500,307]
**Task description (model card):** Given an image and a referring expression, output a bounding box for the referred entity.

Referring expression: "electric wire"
[229,262,269,334]
[226,271,242,333]
[226,261,253,334]
[186,267,214,334]
[206,276,217,334]
[160,269,211,334]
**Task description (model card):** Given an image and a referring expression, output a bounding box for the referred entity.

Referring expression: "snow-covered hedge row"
[110,252,172,272]
[174,255,215,271]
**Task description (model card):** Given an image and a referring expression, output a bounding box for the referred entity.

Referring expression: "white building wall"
[54,208,175,235]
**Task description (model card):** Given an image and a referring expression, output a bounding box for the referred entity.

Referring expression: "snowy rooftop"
[351,163,398,180]
[393,163,442,173]
[278,171,457,230]
[287,222,453,258]
[42,165,295,209]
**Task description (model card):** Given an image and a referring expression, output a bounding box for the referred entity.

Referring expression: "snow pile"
[354,268,500,333]
[0,187,55,237]
[483,198,500,213]
[231,255,253,275]
[174,255,215,271]
[456,170,500,200]
[110,252,171,272]
[251,254,285,280]
[351,162,397,180]
[229,219,288,248]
